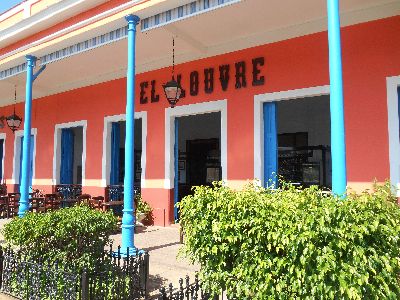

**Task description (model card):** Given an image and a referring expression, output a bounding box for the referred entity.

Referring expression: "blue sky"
[0,0,22,14]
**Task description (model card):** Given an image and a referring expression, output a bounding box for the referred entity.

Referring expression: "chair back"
[77,194,91,205]
[89,196,104,210]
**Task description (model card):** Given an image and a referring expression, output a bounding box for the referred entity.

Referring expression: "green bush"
[136,194,152,216]
[3,205,118,270]
[178,182,400,299]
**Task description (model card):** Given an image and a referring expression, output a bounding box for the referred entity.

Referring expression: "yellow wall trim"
[347,181,385,193]
[143,179,165,189]
[32,178,53,185]
[84,179,103,187]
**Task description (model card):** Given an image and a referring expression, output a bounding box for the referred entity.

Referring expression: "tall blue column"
[18,55,36,217]
[327,0,347,196]
[122,14,140,253]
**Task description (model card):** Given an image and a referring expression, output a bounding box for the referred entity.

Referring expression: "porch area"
[0,184,139,220]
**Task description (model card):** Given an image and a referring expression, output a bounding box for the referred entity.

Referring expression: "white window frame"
[53,120,87,185]
[0,133,6,181]
[101,112,147,187]
[253,85,330,184]
[386,76,400,196]
[12,128,37,185]
[164,100,228,189]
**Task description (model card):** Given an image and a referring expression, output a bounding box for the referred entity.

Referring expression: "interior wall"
[277,95,330,145]
[178,112,221,152]
[72,126,83,184]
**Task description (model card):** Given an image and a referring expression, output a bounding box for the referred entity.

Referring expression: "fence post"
[159,287,167,300]
[138,251,149,295]
[81,269,89,300]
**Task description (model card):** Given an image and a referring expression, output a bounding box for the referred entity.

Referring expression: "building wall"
[0,16,399,225]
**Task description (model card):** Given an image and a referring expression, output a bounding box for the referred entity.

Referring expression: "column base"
[113,247,145,258]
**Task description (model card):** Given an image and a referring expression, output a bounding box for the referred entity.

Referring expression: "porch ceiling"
[0,0,398,106]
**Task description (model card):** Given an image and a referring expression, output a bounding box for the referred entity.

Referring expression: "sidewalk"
[111,225,199,296]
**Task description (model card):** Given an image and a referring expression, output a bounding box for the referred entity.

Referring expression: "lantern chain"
[172,38,175,80]
[14,85,16,115]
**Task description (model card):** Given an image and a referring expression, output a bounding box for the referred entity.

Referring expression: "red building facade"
[0,0,399,225]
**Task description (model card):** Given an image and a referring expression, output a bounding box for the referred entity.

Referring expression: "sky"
[0,0,22,14]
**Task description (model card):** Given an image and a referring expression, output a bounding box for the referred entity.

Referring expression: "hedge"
[2,204,118,270]
[178,182,400,299]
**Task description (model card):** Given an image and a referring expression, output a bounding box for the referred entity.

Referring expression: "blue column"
[121,14,140,253]
[18,55,36,217]
[327,0,347,196]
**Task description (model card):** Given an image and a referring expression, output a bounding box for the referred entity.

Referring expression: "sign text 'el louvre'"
[139,57,265,104]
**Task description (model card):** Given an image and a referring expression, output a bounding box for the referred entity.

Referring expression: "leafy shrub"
[178,182,400,299]
[136,194,152,216]
[3,204,118,270]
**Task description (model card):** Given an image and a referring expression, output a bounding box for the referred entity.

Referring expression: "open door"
[263,102,278,188]
[60,128,74,184]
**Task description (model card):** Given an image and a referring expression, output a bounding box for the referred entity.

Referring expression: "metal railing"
[0,245,149,300]
[158,275,230,300]
[54,184,82,200]
[0,247,79,300]
[105,185,141,202]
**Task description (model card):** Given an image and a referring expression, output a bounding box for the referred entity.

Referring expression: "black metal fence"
[0,246,149,300]
[158,275,229,300]
[54,184,82,200]
[105,185,141,202]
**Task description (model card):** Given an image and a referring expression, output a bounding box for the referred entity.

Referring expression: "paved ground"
[111,225,199,296]
[0,219,199,299]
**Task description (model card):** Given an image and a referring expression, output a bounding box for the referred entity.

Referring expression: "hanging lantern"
[6,86,22,133]
[163,77,182,108]
[163,38,182,108]
[6,113,22,132]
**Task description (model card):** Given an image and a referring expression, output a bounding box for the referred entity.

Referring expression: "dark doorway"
[174,112,221,220]
[186,138,220,186]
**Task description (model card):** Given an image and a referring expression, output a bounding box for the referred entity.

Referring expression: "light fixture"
[163,38,182,108]
[6,86,22,133]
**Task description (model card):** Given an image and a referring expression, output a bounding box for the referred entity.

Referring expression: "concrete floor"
[111,225,199,296]
[0,219,199,299]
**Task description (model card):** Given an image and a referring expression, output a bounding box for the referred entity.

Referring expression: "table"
[102,201,124,209]
[102,200,124,217]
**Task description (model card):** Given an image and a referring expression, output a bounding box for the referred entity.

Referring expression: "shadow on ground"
[146,274,168,299]
[143,241,181,252]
